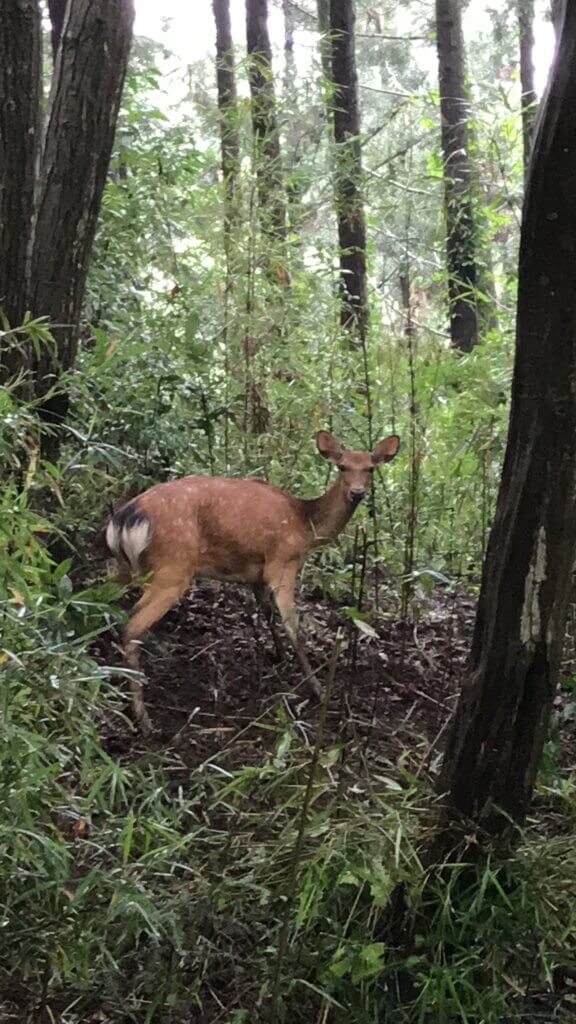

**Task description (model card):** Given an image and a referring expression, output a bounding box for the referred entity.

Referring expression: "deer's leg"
[124,568,190,732]
[264,563,321,698]
[253,582,285,661]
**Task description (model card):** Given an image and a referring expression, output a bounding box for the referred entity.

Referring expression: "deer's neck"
[301,479,357,545]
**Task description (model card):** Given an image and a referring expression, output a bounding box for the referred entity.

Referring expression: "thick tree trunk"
[518,0,537,178]
[212,0,239,234]
[245,0,286,245]
[329,0,368,340]
[435,0,478,353]
[440,0,576,833]
[47,0,67,61]
[0,0,41,379]
[30,0,134,445]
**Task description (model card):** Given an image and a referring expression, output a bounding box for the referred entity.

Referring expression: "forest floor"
[93,575,576,782]
[93,581,478,775]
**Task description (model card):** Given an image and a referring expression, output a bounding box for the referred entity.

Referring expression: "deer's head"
[316,430,400,505]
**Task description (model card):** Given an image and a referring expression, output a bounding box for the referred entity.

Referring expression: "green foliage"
[0,6,570,1023]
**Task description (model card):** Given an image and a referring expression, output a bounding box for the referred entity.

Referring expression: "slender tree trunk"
[435,0,478,353]
[212,0,239,466]
[47,0,67,61]
[317,0,333,90]
[440,0,576,834]
[518,0,537,178]
[30,0,134,450]
[400,267,419,619]
[282,0,306,248]
[329,0,368,340]
[245,0,287,246]
[212,0,239,237]
[0,0,41,379]
[283,0,297,93]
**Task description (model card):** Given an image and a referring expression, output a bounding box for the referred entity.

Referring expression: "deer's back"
[136,475,311,582]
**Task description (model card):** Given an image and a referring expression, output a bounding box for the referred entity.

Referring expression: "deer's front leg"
[264,562,321,698]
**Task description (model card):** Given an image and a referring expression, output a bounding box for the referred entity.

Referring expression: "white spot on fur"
[520,526,547,646]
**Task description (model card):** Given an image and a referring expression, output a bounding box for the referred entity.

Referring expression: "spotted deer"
[105,430,400,732]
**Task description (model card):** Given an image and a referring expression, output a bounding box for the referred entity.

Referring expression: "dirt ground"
[92,576,576,778]
[93,580,478,774]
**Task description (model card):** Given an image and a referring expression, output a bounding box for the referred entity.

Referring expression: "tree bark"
[435,0,478,353]
[329,0,368,340]
[30,0,134,444]
[518,0,537,178]
[0,0,41,378]
[245,0,286,245]
[47,0,67,62]
[282,0,297,94]
[317,0,332,90]
[440,0,576,833]
[551,0,563,38]
[212,0,239,233]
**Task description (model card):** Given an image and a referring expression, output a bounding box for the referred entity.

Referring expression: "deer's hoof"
[309,677,322,700]
[136,710,154,737]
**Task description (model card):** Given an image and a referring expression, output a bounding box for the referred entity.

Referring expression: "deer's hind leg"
[253,582,285,661]
[124,565,191,732]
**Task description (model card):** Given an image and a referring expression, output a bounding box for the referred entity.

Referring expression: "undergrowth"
[2,644,576,1023]
[1,321,575,1023]
[2,419,576,1022]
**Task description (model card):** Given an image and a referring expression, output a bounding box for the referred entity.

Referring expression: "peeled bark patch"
[520,527,547,647]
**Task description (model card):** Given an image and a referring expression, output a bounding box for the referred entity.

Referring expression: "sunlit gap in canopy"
[133,0,555,105]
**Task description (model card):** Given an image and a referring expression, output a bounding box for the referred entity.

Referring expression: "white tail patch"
[106,516,151,574]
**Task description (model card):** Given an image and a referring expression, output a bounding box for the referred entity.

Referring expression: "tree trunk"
[282,0,297,94]
[435,0,478,353]
[245,0,286,245]
[212,0,239,235]
[30,0,134,446]
[440,0,576,834]
[518,0,537,178]
[551,0,563,38]
[329,0,368,340]
[0,0,41,379]
[317,0,332,91]
[47,0,67,61]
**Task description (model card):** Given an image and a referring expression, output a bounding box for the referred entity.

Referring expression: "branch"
[357,33,429,41]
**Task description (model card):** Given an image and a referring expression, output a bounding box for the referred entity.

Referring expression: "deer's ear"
[315,430,344,464]
[371,435,400,465]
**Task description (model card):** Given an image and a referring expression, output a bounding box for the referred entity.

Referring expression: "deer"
[105,430,400,733]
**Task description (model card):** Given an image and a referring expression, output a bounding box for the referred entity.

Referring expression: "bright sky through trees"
[134,0,555,96]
